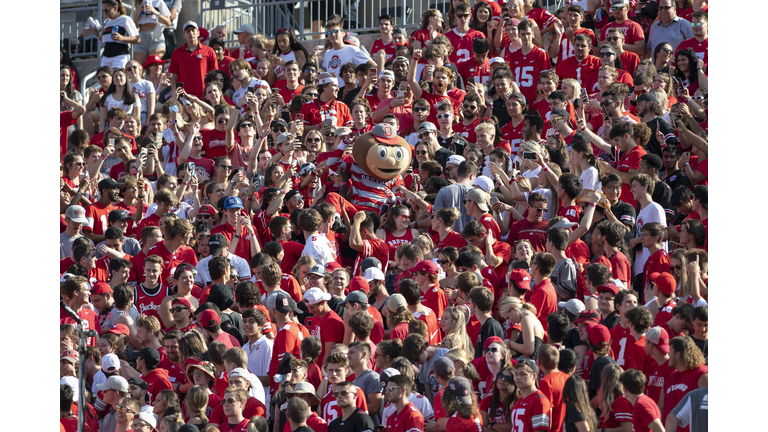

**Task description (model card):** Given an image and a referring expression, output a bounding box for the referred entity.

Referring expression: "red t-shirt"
[60,306,102,346]
[421,285,449,325]
[390,321,409,341]
[600,20,645,44]
[279,84,305,106]
[456,56,492,85]
[632,394,662,432]
[169,43,219,98]
[557,28,596,62]
[432,231,468,251]
[142,368,173,404]
[608,250,632,288]
[600,394,633,427]
[510,390,552,432]
[386,402,425,432]
[299,97,352,127]
[643,249,671,289]
[414,307,442,345]
[617,145,646,207]
[211,222,254,261]
[83,202,118,235]
[307,309,345,365]
[675,37,708,66]
[269,321,308,380]
[555,55,600,86]
[146,241,199,284]
[200,128,229,159]
[371,38,396,62]
[507,47,552,103]
[453,118,480,144]
[411,29,442,64]
[420,92,461,126]
[507,219,548,252]
[529,279,557,331]
[60,112,78,159]
[625,335,655,375]
[539,370,570,432]
[620,51,641,76]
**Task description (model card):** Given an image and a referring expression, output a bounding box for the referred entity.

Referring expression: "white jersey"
[633,202,668,275]
[302,233,337,267]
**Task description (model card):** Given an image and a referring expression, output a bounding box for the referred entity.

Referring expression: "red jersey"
[510,390,552,432]
[60,112,77,159]
[500,118,525,156]
[456,56,492,85]
[211,222,253,261]
[134,283,172,321]
[387,401,424,432]
[299,97,352,127]
[446,413,483,432]
[432,231,468,251]
[252,210,290,248]
[434,388,446,420]
[269,321,308,381]
[525,8,557,30]
[507,47,552,103]
[414,307,442,345]
[307,309,345,365]
[557,28,596,62]
[507,219,548,252]
[283,412,328,432]
[555,55,600,86]
[610,323,633,368]
[529,279,557,331]
[60,306,101,346]
[146,242,199,284]
[278,84,305,106]
[421,285,449,324]
[321,384,368,423]
[278,240,304,277]
[390,321,409,341]
[353,238,390,276]
[655,299,677,327]
[620,51,641,76]
[643,249,671,289]
[445,28,485,64]
[384,229,415,263]
[625,335,655,374]
[210,397,266,428]
[633,394,662,432]
[584,67,633,93]
[538,370,570,432]
[453,118,481,144]
[617,145,646,207]
[83,202,118,235]
[489,240,512,285]
[675,37,708,66]
[411,29,442,64]
[479,394,508,425]
[142,368,172,404]
[420,92,461,126]
[558,205,582,223]
[600,20,645,44]
[600,394,633,427]
[200,129,228,159]
[478,213,501,241]
[217,418,250,432]
[371,38,397,62]
[646,360,674,409]
[608,250,632,288]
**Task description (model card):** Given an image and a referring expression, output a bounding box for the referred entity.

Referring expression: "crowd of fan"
[59,0,709,431]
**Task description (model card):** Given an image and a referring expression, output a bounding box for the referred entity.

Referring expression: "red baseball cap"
[650,272,676,296]
[349,276,370,295]
[646,326,670,354]
[575,310,601,325]
[198,205,216,216]
[142,55,164,69]
[484,336,504,350]
[326,261,342,272]
[509,269,532,290]
[61,349,79,364]
[596,282,619,296]
[171,297,193,309]
[105,323,130,336]
[587,323,611,346]
[91,282,113,295]
[200,309,221,327]
[409,260,439,275]
[198,27,209,42]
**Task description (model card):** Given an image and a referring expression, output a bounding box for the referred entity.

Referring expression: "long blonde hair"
[446,348,479,381]
[599,364,624,419]
[441,306,474,356]
[186,385,209,423]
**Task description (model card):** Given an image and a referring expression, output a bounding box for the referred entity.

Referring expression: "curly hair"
[669,336,706,369]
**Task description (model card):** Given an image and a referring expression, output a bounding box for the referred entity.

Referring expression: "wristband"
[542,165,549,172]
[247,197,254,201]
[588,203,596,208]
[234,234,241,238]
[510,177,517,182]
[684,162,690,167]
[102,154,108,160]
[181,181,188,186]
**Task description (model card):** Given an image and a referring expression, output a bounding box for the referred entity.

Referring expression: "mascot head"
[352,123,412,182]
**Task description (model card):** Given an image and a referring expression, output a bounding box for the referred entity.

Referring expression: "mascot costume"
[325,123,412,217]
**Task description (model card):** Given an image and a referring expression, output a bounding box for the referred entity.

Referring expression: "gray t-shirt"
[434,183,472,233]
[419,347,449,395]
[671,386,708,432]
[60,232,94,259]
[551,258,577,301]
[354,368,382,425]
[95,237,142,259]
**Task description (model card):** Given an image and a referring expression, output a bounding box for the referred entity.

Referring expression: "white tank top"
[274,50,298,80]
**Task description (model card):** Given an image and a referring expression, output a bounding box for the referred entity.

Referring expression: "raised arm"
[407,50,424,100]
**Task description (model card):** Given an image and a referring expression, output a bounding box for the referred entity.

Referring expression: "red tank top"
[134,284,171,321]
[384,229,415,262]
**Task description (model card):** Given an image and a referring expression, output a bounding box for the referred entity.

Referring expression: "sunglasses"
[662,47,674,54]
[221,398,241,406]
[605,36,622,42]
[600,100,615,106]
[304,69,317,74]
[171,307,188,313]
[463,104,478,110]
[240,123,254,129]
[333,390,353,397]
[326,29,341,37]
[125,66,137,71]
[484,347,499,353]
[671,265,682,270]
[413,107,428,112]
[457,13,470,18]
[98,74,110,80]
[217,118,230,124]
[305,92,319,97]
[198,214,212,219]
[533,206,547,213]
[72,161,85,166]
[436,113,452,119]
[690,22,704,27]
[193,136,203,141]
[438,259,449,264]
[599,52,615,57]
[115,405,137,415]
[658,5,673,9]
[418,132,432,139]
[634,89,648,95]
[416,150,429,155]
[549,117,564,125]
[497,373,514,383]
[399,214,411,220]
[218,165,233,170]
[272,127,286,132]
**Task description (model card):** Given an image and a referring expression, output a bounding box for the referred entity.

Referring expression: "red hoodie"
[143,368,173,404]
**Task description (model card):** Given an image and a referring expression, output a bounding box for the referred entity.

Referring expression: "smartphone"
[140,147,148,159]
[271,88,278,95]
[522,151,537,160]
[169,105,180,113]
[108,138,115,147]
[573,97,581,109]
[370,69,377,79]
[581,88,589,101]
[176,82,184,90]
[490,196,500,204]
[246,87,256,94]
[467,77,475,85]
[672,77,682,87]
[188,162,196,175]
[323,118,333,127]
[397,90,405,98]
[296,113,304,121]
[602,104,609,117]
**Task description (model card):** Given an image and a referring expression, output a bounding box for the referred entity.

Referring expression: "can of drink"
[112,26,118,35]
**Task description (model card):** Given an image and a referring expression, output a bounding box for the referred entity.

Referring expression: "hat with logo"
[446,377,474,404]
[484,336,504,350]
[198,204,216,216]
[299,163,316,177]
[646,326,670,353]
[224,196,244,210]
[171,297,193,310]
[105,324,130,337]
[183,21,199,30]
[108,209,132,223]
[61,350,79,364]
[409,260,439,274]
[361,257,382,272]
[318,72,336,86]
[208,233,228,255]
[200,309,221,327]
[371,123,401,145]
[65,205,88,223]
[142,55,164,69]
[308,265,329,277]
[509,268,532,290]
[596,282,620,296]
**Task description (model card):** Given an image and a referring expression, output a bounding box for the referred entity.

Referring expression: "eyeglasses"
[603,185,621,192]
[457,13,470,18]
[599,52,615,57]
[171,307,188,313]
[416,150,429,155]
[413,107,428,112]
[463,104,478,110]
[484,347,499,353]
[333,390,353,397]
[671,265,682,270]
[272,127,286,132]
[436,113,452,119]
[115,405,137,415]
[496,373,515,383]
[98,74,110,80]
[218,165,233,170]
[690,22,704,27]
[600,100,615,106]
[605,36,622,42]
[532,206,547,213]
[221,398,241,406]
[217,118,230,124]
[326,29,341,37]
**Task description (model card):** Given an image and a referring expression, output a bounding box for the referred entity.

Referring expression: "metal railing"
[61,0,135,63]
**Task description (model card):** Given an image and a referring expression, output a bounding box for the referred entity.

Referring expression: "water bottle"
[274,374,286,383]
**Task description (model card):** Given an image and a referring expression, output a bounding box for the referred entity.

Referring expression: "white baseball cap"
[102,353,121,373]
[61,376,79,402]
[447,155,465,166]
[558,299,586,316]
[303,287,332,305]
[364,267,385,282]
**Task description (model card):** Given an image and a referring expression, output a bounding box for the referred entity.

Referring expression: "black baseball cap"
[108,209,132,223]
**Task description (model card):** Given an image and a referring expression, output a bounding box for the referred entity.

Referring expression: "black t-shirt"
[328,296,347,319]
[438,134,468,156]
[693,337,708,363]
[329,408,376,432]
[662,169,692,192]
[434,147,456,170]
[292,427,315,432]
[610,199,637,242]
[602,311,620,329]
[652,180,674,219]
[492,98,512,126]
[588,355,616,400]
[645,118,678,158]
[563,327,587,351]
[564,401,586,432]
[475,317,505,358]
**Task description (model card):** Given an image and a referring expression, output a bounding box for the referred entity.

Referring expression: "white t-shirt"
[130,80,156,113]
[104,93,139,115]
[102,15,139,46]
[232,77,271,106]
[302,232,336,266]
[243,335,274,377]
[146,200,193,219]
[137,0,171,25]
[195,253,252,284]
[322,45,372,86]
[580,165,601,191]
[633,202,667,275]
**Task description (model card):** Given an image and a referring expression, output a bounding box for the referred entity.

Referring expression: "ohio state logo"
[329,55,341,69]
[140,303,160,313]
